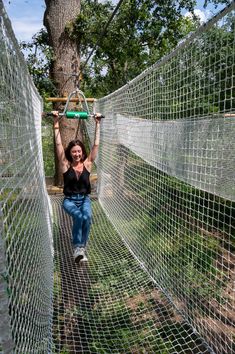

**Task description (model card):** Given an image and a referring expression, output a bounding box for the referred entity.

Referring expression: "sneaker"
[81,254,88,262]
[74,247,85,263]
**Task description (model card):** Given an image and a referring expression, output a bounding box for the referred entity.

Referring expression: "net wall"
[0,1,53,353]
[88,3,235,354]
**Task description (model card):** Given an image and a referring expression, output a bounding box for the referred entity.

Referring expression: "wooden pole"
[46,97,95,103]
[224,113,235,117]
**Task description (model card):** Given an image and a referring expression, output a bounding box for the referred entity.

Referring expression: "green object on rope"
[66,111,88,119]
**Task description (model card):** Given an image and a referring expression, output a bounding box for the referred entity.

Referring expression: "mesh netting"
[87,3,234,354]
[51,195,211,354]
[0,2,53,353]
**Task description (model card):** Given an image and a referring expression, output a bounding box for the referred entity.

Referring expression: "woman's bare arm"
[86,114,102,166]
[53,111,68,173]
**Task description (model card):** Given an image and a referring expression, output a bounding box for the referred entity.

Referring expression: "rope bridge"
[1,1,235,353]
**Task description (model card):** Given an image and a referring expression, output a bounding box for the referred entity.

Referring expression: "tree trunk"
[44,0,82,186]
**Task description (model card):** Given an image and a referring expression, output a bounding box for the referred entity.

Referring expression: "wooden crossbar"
[224,113,235,117]
[46,97,95,103]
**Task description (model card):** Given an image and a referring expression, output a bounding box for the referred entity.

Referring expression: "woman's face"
[70,145,83,162]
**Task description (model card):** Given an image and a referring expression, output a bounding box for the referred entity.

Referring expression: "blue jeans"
[62,194,92,248]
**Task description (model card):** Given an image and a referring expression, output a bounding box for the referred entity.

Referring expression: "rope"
[81,0,126,72]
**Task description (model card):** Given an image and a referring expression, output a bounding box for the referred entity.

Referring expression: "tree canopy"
[21,0,231,98]
[66,0,230,97]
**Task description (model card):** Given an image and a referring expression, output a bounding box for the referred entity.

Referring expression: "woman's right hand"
[52,111,60,126]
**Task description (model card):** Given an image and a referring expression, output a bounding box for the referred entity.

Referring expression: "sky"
[2,0,226,43]
[2,0,46,42]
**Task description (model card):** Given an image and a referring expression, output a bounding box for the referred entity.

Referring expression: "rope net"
[0,2,53,353]
[52,194,211,354]
[87,3,235,353]
[0,1,234,353]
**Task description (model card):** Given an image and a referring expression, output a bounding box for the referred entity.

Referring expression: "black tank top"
[63,166,91,196]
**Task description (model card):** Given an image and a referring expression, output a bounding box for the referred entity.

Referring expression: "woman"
[53,111,102,263]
